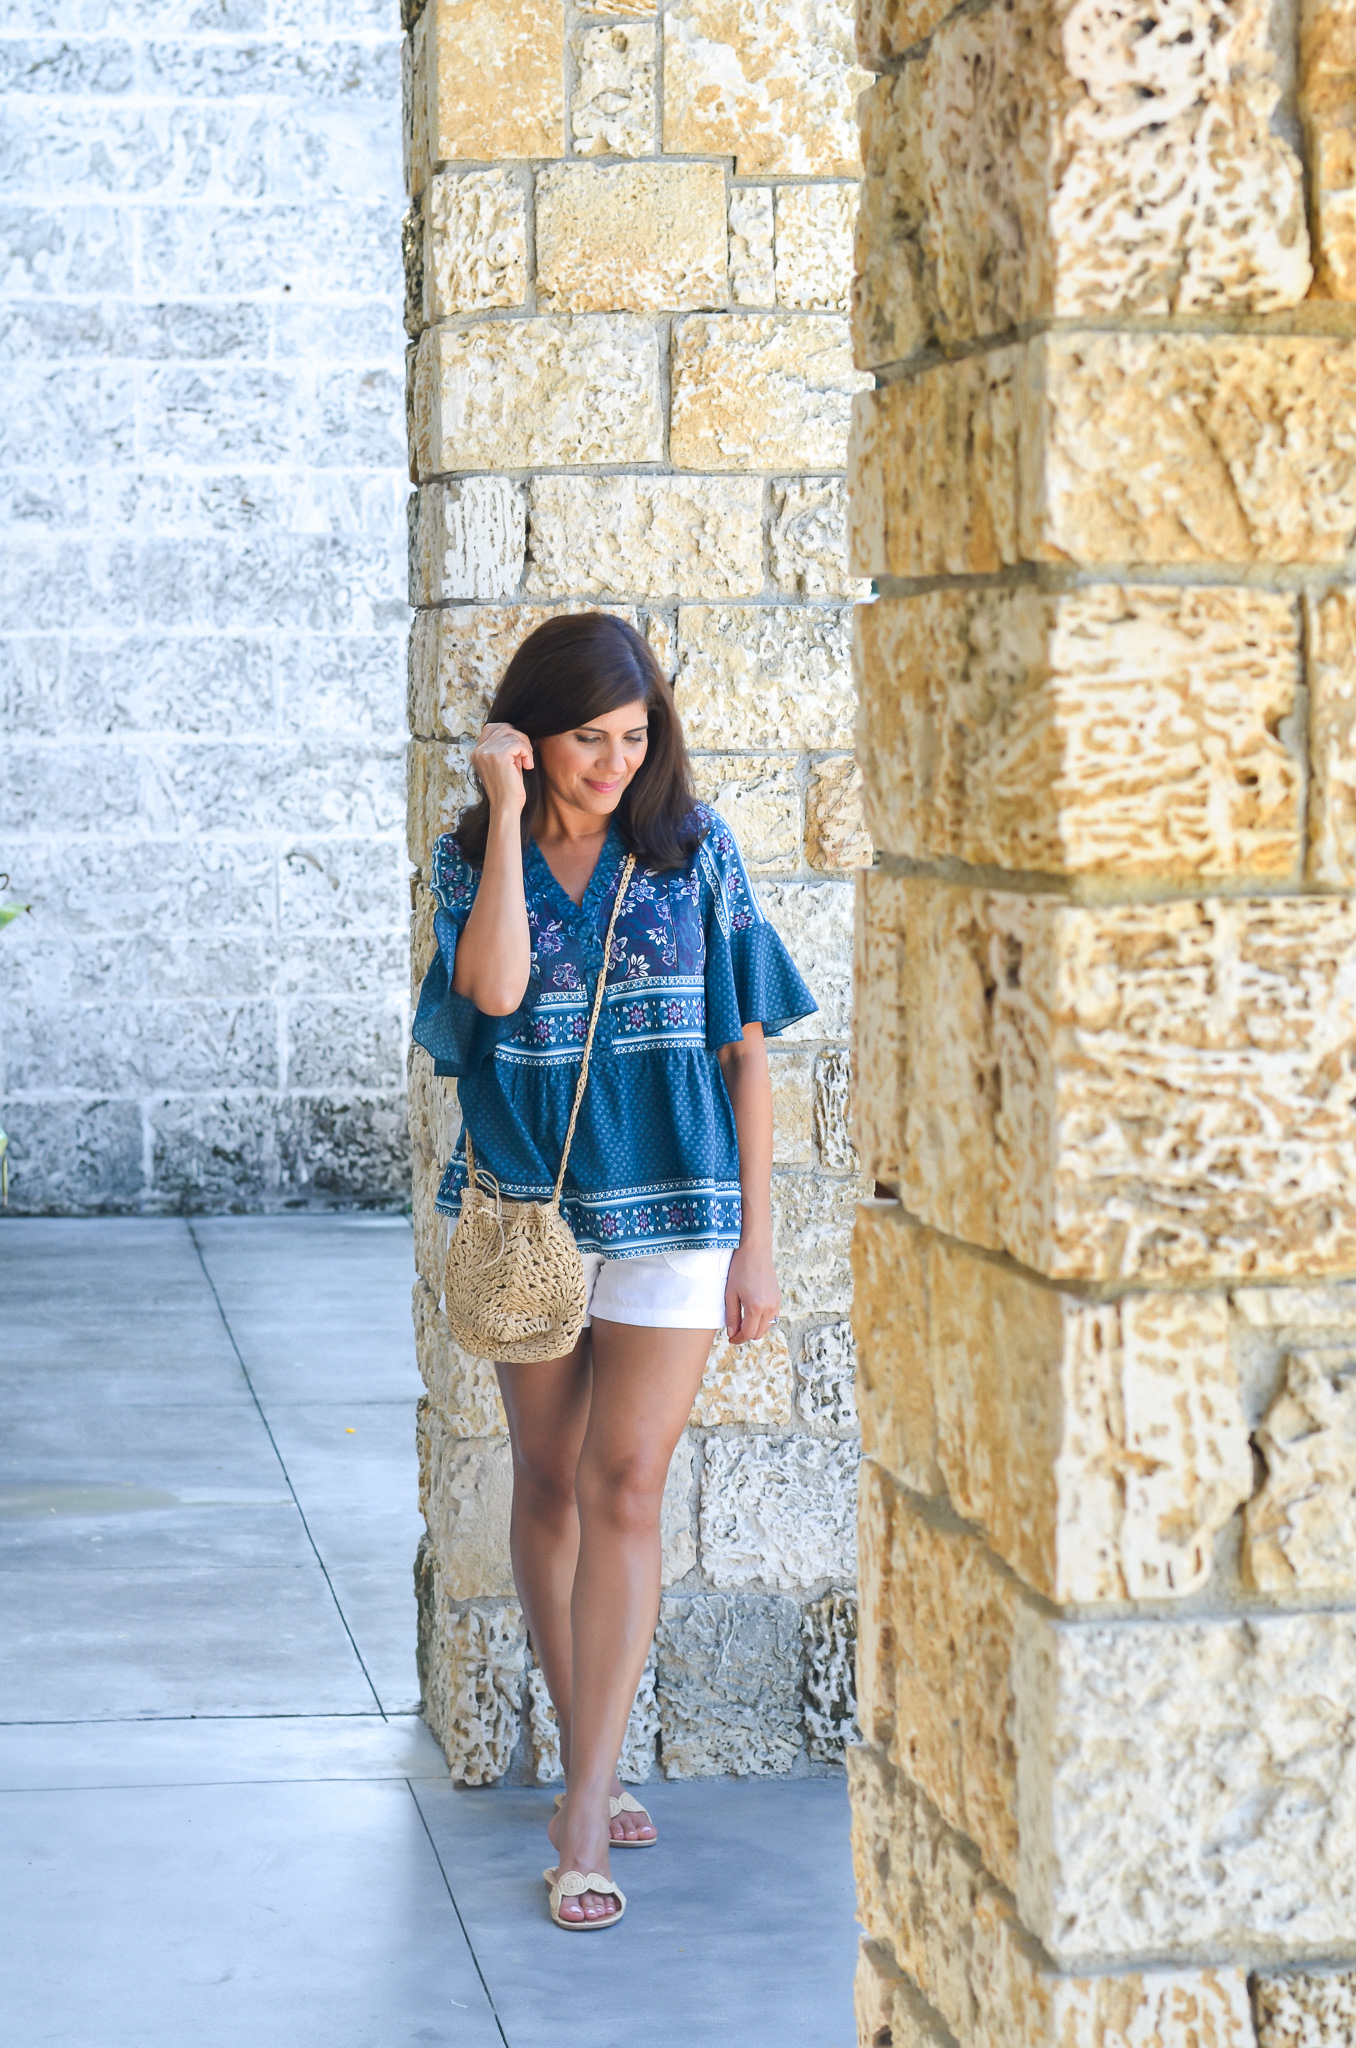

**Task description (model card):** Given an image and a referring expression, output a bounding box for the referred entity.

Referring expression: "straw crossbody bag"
[443,854,636,1365]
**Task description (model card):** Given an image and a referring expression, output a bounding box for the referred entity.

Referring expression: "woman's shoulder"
[431,832,478,910]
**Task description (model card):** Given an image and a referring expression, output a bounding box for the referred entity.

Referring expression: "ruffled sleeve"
[698,808,818,1049]
[411,834,520,1076]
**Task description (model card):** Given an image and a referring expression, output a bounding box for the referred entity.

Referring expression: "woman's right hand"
[472,722,534,818]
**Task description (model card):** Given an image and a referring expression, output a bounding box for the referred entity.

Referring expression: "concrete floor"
[0,1215,858,2048]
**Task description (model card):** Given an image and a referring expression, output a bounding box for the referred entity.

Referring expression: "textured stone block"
[729,186,775,306]
[656,1590,803,1775]
[146,1095,410,1213]
[849,346,1019,580]
[407,10,430,194]
[690,1325,796,1426]
[664,0,869,174]
[769,479,864,598]
[286,997,405,1093]
[852,873,910,1189]
[420,0,564,163]
[884,0,1308,343]
[278,840,407,936]
[807,755,871,871]
[1016,1601,1356,1963]
[1232,1278,1356,1332]
[772,1168,857,1312]
[409,1043,456,1163]
[1302,0,1356,299]
[407,737,475,874]
[775,184,856,311]
[411,884,438,997]
[675,606,856,750]
[525,478,764,599]
[0,1096,144,1215]
[848,1745,1257,2048]
[803,1591,859,1761]
[857,0,952,64]
[413,318,662,477]
[671,314,868,472]
[759,879,853,1039]
[1255,1969,1356,2047]
[661,1434,697,1584]
[417,1410,514,1598]
[813,1046,855,1169]
[927,1240,1251,1602]
[1245,1346,1356,1592]
[643,610,676,676]
[894,880,1356,1283]
[856,1458,899,1749]
[852,1205,938,1492]
[418,1579,526,1785]
[855,1940,914,2048]
[856,587,1302,879]
[4,998,279,1095]
[422,168,526,319]
[407,478,526,607]
[691,754,801,872]
[409,602,643,739]
[536,162,726,312]
[699,1434,858,1589]
[413,1280,507,1437]
[848,335,1356,579]
[570,22,656,156]
[797,1318,858,1432]
[138,203,393,302]
[527,1651,660,1782]
[854,72,929,371]
[891,1496,1022,1892]
[769,1048,814,1165]
[1306,587,1356,885]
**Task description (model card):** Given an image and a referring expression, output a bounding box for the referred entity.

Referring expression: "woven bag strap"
[461,853,636,1206]
[551,852,635,1205]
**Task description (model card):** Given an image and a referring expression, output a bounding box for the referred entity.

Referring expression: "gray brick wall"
[0,3,412,1213]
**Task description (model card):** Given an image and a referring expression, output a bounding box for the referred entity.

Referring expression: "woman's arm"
[717,1022,780,1345]
[451,724,534,1016]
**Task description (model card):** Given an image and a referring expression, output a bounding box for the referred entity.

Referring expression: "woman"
[412,612,816,1930]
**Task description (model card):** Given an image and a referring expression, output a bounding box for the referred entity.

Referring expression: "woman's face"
[535,700,649,819]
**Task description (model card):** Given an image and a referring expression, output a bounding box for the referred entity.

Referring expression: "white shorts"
[581,1246,733,1330]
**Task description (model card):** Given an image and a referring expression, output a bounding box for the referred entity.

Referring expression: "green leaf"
[0,903,30,930]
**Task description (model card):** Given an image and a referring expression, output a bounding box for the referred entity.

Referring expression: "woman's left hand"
[724,1243,780,1345]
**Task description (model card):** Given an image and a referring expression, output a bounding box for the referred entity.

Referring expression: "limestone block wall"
[403,0,873,1780]
[850,0,1356,2038]
[0,6,410,1213]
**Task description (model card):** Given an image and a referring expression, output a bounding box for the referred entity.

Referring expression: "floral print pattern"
[415,808,816,1257]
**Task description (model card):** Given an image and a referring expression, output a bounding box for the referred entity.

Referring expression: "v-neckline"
[529,819,623,929]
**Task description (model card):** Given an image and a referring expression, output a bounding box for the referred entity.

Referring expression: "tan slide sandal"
[544,1866,626,1931]
[553,1788,657,1846]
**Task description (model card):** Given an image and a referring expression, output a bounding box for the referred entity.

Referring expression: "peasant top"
[411,807,817,1258]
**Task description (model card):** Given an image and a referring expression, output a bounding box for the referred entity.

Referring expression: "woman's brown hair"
[454,611,703,872]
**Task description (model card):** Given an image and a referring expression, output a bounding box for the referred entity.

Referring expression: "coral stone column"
[849,0,1356,2040]
[402,0,874,1783]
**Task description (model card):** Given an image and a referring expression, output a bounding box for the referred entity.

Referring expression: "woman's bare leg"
[497,1334,674,1839]
[495,1335,592,1763]
[547,1319,713,1924]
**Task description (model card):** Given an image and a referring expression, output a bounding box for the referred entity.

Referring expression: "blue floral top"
[411,808,817,1257]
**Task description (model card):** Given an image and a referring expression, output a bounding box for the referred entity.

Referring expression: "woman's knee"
[576,1449,669,1536]
[511,1442,578,1518]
